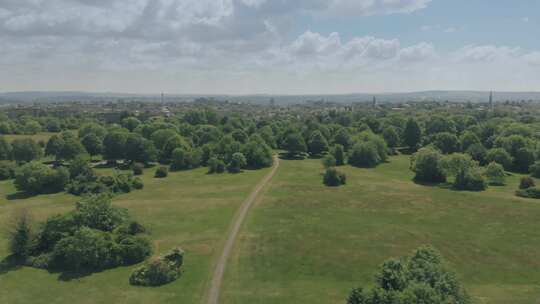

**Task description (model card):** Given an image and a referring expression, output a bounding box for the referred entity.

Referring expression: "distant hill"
[1,90,540,104]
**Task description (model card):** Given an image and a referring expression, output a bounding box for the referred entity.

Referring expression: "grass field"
[1,132,59,143]
[222,155,540,304]
[0,166,270,304]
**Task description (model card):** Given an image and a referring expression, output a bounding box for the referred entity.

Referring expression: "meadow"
[222,155,540,304]
[0,165,270,304]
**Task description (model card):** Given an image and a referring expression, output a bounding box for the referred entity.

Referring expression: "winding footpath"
[206,156,280,304]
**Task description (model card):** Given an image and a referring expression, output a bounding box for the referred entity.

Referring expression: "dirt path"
[206,156,280,304]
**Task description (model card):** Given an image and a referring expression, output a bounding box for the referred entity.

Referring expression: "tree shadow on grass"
[413,180,453,190]
[0,255,23,275]
[54,269,99,281]
[278,152,305,160]
[6,191,34,201]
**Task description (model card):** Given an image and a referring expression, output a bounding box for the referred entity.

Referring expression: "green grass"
[0,166,270,304]
[2,132,59,143]
[222,155,540,304]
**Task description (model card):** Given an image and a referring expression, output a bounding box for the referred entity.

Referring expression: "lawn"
[0,165,270,304]
[222,155,540,304]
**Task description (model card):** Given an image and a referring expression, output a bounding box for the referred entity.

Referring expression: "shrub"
[348,142,381,168]
[133,177,144,190]
[519,176,535,189]
[155,166,169,178]
[208,157,226,174]
[321,154,336,169]
[332,144,346,166]
[129,247,184,287]
[410,148,446,183]
[133,163,144,176]
[14,162,70,194]
[484,162,506,186]
[323,167,347,187]
[516,187,540,199]
[457,168,487,191]
[7,210,34,261]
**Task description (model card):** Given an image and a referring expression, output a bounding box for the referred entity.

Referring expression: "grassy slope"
[222,155,540,304]
[0,166,270,304]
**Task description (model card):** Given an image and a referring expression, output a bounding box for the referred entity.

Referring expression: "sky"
[0,0,539,95]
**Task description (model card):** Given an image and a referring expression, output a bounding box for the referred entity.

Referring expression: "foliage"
[321,154,336,169]
[432,132,460,154]
[11,138,43,163]
[332,144,346,166]
[403,118,422,151]
[0,160,16,180]
[484,162,506,186]
[155,166,169,178]
[208,157,226,174]
[228,152,247,173]
[346,246,470,304]
[132,163,144,175]
[14,162,69,194]
[410,148,446,183]
[308,130,329,156]
[284,132,307,158]
[7,210,34,260]
[323,167,346,187]
[0,136,12,160]
[129,247,185,286]
[486,148,513,171]
[519,176,535,190]
[516,187,540,199]
[348,142,382,168]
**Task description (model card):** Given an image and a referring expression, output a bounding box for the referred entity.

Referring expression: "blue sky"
[0,0,539,94]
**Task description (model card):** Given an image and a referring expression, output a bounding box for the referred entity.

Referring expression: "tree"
[8,209,34,261]
[529,161,540,178]
[69,155,93,179]
[485,162,506,185]
[208,157,226,174]
[514,148,535,173]
[79,123,107,140]
[432,132,460,154]
[57,137,86,161]
[519,176,535,189]
[486,148,513,171]
[243,138,273,169]
[410,148,446,183]
[466,143,487,165]
[333,128,352,151]
[346,246,470,304]
[73,195,127,232]
[125,133,158,164]
[103,131,128,163]
[425,115,456,135]
[81,133,103,157]
[382,126,400,149]
[0,137,12,160]
[170,148,202,171]
[460,131,481,151]
[227,152,247,173]
[403,118,422,151]
[308,130,329,156]
[332,144,346,166]
[323,167,346,187]
[150,129,178,151]
[155,166,169,178]
[122,117,141,132]
[348,142,381,168]
[11,138,43,163]
[442,153,486,191]
[161,135,190,162]
[284,132,307,158]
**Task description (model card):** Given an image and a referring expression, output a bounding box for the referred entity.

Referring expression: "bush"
[529,161,540,178]
[332,144,346,166]
[155,166,169,178]
[484,162,506,186]
[323,167,347,187]
[7,210,34,261]
[486,148,513,171]
[516,187,540,199]
[0,161,16,180]
[132,163,144,176]
[133,177,144,190]
[456,168,487,191]
[348,142,381,168]
[129,247,184,287]
[410,148,446,183]
[519,176,535,189]
[14,162,69,194]
[208,157,226,174]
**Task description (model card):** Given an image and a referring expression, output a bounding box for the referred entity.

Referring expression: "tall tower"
[489,91,493,110]
[372,96,377,108]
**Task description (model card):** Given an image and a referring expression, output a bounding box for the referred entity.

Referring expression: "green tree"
[308,130,329,156]
[243,137,273,169]
[410,148,446,183]
[103,131,128,162]
[0,137,12,160]
[11,138,43,163]
[333,128,352,151]
[81,133,103,157]
[323,167,346,187]
[284,132,307,158]
[227,152,247,173]
[8,209,34,261]
[332,144,346,166]
[432,132,460,154]
[348,142,381,168]
[485,162,506,185]
[486,148,513,171]
[382,126,400,149]
[322,154,336,169]
[122,117,141,132]
[403,118,422,151]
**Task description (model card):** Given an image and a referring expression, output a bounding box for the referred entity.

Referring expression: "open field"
[222,155,540,304]
[0,166,270,304]
[1,132,59,143]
